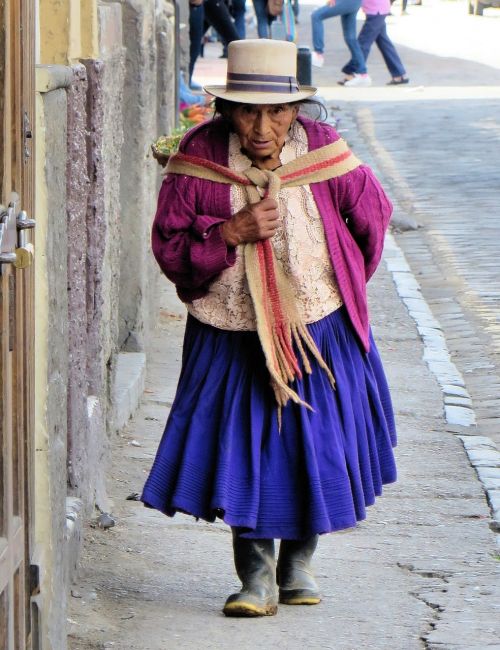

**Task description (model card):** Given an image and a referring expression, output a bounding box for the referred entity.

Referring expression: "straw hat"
[204,39,317,105]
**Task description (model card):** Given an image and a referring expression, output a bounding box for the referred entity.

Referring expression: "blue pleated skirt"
[141,306,397,540]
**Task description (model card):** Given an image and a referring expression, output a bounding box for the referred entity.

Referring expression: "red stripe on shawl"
[258,239,302,378]
[172,152,251,185]
[280,150,353,183]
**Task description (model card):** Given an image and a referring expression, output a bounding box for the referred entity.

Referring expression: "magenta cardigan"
[152,115,392,352]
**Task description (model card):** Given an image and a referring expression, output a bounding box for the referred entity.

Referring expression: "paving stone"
[424,348,452,363]
[403,298,434,315]
[416,325,444,339]
[444,395,473,408]
[487,492,500,513]
[459,436,498,450]
[394,288,422,300]
[476,466,500,481]
[445,405,477,427]
[467,449,500,468]
[443,384,470,398]
[482,479,500,492]
[427,361,465,385]
[385,258,412,273]
[409,313,442,329]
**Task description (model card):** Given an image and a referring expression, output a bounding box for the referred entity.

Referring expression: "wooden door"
[0,0,36,648]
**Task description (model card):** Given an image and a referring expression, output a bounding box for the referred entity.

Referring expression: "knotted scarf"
[166,137,362,420]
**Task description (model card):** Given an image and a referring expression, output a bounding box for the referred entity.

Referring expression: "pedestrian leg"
[340,9,366,74]
[189,2,205,85]
[277,536,321,605]
[252,0,272,37]
[342,12,380,75]
[311,4,342,54]
[357,13,383,63]
[203,0,240,45]
[376,20,407,79]
[231,0,247,38]
[223,530,278,617]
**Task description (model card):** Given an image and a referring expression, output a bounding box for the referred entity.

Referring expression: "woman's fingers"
[222,198,281,245]
[251,203,280,239]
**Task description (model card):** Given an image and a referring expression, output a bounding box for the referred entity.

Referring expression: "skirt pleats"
[141,307,397,539]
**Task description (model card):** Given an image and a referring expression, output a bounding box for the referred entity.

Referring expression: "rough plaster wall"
[95,1,127,434]
[43,86,70,650]
[178,0,189,78]
[118,0,159,352]
[83,59,106,396]
[66,64,91,504]
[156,0,176,134]
[153,0,177,327]
[82,58,110,511]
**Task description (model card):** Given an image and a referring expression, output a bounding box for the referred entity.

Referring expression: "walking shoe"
[311,51,324,68]
[343,73,372,87]
[223,532,278,617]
[387,77,409,85]
[277,536,321,606]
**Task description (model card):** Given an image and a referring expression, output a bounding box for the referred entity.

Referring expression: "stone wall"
[118,0,160,353]
[66,63,91,498]
[35,64,73,650]
[35,1,177,645]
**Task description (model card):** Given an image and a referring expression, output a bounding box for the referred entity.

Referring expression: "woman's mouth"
[251,140,272,149]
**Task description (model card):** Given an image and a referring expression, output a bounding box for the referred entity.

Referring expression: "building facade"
[0,1,177,647]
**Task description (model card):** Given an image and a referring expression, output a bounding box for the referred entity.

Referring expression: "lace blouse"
[187,121,343,331]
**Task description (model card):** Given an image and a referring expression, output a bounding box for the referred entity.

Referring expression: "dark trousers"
[189,0,240,81]
[230,0,247,38]
[356,13,406,78]
[252,0,273,38]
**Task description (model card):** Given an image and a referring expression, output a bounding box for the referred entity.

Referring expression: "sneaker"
[337,75,354,86]
[311,52,324,68]
[343,73,372,87]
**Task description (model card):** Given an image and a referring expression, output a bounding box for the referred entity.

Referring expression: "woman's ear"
[288,104,299,128]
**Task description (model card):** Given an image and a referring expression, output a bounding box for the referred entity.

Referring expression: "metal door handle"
[0,206,35,268]
[0,252,17,264]
[17,210,36,231]
[13,244,34,269]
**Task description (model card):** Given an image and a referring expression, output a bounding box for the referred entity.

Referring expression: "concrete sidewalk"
[68,237,499,650]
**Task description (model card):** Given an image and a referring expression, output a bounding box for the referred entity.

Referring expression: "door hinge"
[30,564,41,597]
[24,111,33,160]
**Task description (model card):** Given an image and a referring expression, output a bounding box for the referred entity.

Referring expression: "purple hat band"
[226,71,300,94]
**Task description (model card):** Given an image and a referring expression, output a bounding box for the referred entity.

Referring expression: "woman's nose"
[254,112,271,134]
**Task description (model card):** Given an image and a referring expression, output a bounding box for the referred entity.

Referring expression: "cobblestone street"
[68,2,500,648]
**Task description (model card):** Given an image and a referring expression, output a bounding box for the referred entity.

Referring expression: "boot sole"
[223,601,278,617]
[279,595,321,605]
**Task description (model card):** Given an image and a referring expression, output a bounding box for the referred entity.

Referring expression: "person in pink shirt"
[340,0,409,85]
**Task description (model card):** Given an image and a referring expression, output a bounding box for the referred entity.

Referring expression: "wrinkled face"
[230,103,299,169]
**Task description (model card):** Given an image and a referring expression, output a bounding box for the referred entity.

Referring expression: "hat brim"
[203,85,317,104]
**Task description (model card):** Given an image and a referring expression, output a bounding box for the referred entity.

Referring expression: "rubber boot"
[277,535,321,605]
[223,530,278,617]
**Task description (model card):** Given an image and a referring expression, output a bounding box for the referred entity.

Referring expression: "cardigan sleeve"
[152,173,236,292]
[335,164,393,281]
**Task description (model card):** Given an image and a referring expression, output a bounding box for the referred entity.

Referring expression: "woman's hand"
[220,198,280,246]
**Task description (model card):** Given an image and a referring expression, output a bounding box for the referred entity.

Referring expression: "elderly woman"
[142,39,396,618]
